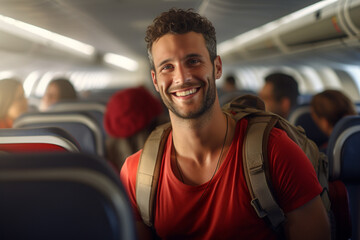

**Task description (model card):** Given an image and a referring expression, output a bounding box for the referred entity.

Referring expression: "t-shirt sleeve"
[267,128,323,213]
[120,150,142,221]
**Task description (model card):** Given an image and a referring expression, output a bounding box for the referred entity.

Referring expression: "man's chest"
[153,163,274,239]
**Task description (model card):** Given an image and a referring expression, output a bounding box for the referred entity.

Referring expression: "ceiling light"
[23,71,40,97]
[0,71,14,80]
[103,53,139,71]
[0,14,95,57]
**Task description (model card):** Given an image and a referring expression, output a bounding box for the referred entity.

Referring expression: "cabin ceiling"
[0,0,322,65]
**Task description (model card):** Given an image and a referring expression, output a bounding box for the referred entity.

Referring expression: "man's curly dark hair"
[145,8,217,70]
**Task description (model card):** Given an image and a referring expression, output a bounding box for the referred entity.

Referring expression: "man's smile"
[173,87,199,97]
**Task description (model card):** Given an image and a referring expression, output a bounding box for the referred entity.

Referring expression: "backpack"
[135,95,344,237]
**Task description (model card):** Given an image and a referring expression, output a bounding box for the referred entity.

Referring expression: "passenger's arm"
[136,221,155,240]
[284,195,331,240]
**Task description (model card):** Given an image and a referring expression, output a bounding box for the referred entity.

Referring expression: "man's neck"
[168,103,237,185]
[170,104,232,164]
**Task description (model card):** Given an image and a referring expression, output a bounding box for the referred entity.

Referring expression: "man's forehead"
[151,32,208,62]
[153,32,205,47]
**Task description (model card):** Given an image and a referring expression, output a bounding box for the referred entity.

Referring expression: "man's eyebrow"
[186,53,203,59]
[157,58,172,68]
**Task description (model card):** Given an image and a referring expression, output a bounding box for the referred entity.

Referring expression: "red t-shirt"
[120,119,323,239]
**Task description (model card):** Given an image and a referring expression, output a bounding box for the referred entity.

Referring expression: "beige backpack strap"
[242,115,286,232]
[136,122,172,227]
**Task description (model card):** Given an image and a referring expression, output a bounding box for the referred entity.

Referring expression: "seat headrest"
[0,127,80,152]
[0,152,136,240]
[14,111,104,156]
[288,104,328,148]
[327,115,360,183]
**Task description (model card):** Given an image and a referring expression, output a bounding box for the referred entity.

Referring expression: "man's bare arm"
[284,195,331,240]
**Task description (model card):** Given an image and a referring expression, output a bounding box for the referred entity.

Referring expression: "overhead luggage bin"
[219,0,360,62]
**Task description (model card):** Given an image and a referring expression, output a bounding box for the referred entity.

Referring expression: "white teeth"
[175,88,197,97]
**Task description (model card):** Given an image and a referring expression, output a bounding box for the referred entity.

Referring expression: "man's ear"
[151,70,159,92]
[214,56,222,79]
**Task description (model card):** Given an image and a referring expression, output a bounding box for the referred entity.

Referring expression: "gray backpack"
[135,95,331,233]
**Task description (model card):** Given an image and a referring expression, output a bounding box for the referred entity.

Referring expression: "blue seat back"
[328,115,360,181]
[0,127,80,152]
[355,102,360,114]
[327,115,360,240]
[49,101,106,137]
[0,152,136,240]
[14,111,104,156]
[289,104,328,149]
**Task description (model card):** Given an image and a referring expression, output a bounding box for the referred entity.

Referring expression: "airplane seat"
[49,101,106,127]
[327,115,360,240]
[328,180,353,240]
[0,127,80,153]
[297,93,312,105]
[288,103,328,149]
[48,100,107,143]
[13,111,104,156]
[82,88,121,103]
[355,102,360,114]
[0,152,136,240]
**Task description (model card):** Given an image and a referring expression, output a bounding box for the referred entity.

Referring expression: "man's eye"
[161,65,173,71]
[188,59,200,65]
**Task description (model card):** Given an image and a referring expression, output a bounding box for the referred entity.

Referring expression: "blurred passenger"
[219,74,241,106]
[104,86,167,170]
[39,78,77,111]
[310,89,356,150]
[222,75,237,92]
[259,72,299,119]
[0,78,28,128]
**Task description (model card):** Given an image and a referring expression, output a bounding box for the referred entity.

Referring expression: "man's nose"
[173,65,191,84]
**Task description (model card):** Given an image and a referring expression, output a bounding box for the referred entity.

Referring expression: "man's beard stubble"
[159,73,217,120]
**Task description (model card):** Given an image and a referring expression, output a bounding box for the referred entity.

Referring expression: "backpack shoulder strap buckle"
[251,198,267,218]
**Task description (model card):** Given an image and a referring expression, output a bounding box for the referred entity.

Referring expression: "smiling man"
[151,32,218,120]
[120,8,330,239]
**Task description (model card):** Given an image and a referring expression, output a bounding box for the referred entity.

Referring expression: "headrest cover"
[104,86,163,138]
[328,115,360,182]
